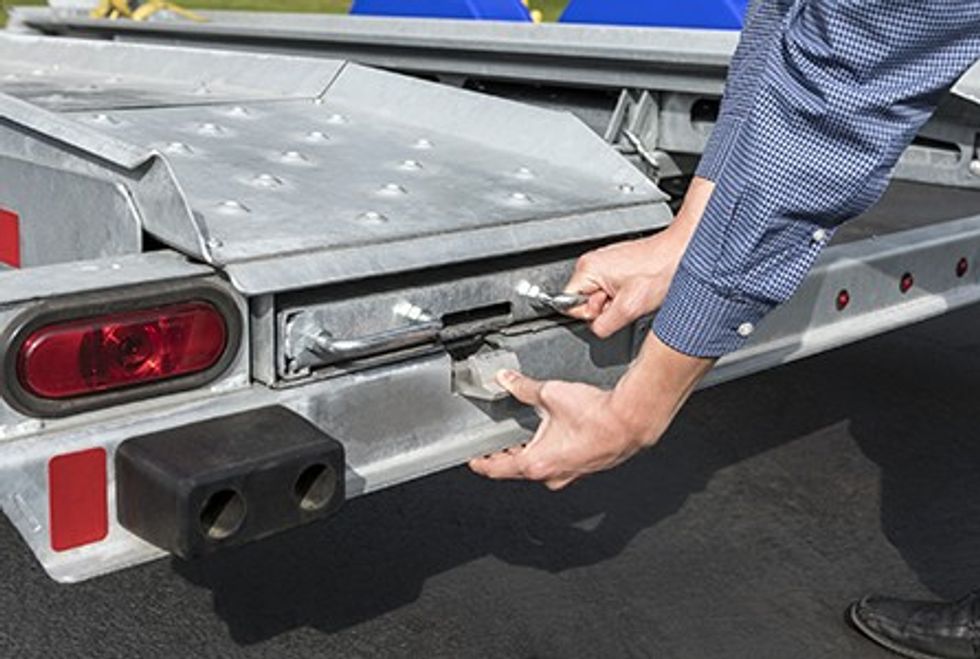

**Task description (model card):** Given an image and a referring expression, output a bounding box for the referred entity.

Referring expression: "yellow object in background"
[520,0,543,23]
[89,0,206,21]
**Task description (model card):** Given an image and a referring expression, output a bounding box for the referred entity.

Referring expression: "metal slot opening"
[441,302,513,328]
[690,98,720,125]
[910,135,962,161]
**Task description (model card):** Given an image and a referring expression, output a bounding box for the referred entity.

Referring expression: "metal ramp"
[0,33,668,291]
[18,8,980,191]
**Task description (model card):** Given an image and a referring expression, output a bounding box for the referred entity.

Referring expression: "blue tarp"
[560,0,748,29]
[350,0,532,20]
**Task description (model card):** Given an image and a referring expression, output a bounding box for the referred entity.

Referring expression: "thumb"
[496,370,545,407]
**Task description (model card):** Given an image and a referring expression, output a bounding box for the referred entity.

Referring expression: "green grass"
[2,0,568,27]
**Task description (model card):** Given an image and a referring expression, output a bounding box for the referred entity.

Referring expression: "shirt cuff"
[652,264,774,358]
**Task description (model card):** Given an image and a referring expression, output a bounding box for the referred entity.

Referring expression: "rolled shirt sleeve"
[655,0,980,358]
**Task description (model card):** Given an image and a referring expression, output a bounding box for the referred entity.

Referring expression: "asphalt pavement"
[4,304,980,659]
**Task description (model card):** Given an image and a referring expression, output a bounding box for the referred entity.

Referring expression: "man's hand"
[565,177,715,338]
[469,371,653,490]
[469,334,715,489]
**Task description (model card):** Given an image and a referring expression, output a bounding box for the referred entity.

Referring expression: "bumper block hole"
[200,489,246,540]
[295,463,337,512]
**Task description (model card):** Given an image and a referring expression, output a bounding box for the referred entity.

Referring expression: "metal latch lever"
[516,280,588,313]
[309,320,443,362]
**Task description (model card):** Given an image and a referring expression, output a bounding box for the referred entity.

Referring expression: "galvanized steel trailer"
[3,24,980,584]
[12,7,980,190]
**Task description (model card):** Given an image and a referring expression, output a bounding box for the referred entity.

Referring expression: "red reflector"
[957,258,970,278]
[18,301,228,400]
[0,208,20,268]
[836,289,851,311]
[49,448,108,552]
[900,272,914,294]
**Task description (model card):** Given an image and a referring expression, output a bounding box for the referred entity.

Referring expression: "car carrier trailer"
[4,19,980,584]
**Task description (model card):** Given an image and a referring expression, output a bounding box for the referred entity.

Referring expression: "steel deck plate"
[0,33,669,293]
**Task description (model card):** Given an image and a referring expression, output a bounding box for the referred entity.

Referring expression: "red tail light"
[17,301,228,400]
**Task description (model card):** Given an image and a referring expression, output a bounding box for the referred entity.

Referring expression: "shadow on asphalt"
[173,310,980,646]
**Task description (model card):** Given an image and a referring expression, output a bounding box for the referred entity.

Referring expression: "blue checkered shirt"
[652,0,980,357]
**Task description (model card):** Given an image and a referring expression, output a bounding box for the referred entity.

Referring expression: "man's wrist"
[610,333,715,447]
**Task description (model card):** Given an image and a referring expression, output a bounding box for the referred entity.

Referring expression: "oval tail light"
[17,301,229,400]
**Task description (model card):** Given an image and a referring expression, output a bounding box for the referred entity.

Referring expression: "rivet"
[970,160,980,178]
[164,142,194,155]
[207,237,224,249]
[357,211,388,225]
[414,138,434,150]
[280,150,310,165]
[305,130,330,143]
[216,200,250,215]
[193,82,212,96]
[378,183,408,196]
[618,183,636,194]
[110,263,122,271]
[251,173,284,189]
[737,322,755,338]
[226,106,251,118]
[510,192,533,204]
[92,113,119,125]
[326,113,348,125]
[400,159,423,171]
[198,122,226,136]
[514,167,535,180]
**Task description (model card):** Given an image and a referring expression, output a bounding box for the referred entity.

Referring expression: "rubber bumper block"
[116,406,345,558]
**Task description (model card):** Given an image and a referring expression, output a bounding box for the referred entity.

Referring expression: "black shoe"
[849,593,980,659]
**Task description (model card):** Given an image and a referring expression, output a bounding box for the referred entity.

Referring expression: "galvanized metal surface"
[0,250,211,306]
[15,8,980,190]
[0,32,668,292]
[3,207,980,582]
[13,9,737,94]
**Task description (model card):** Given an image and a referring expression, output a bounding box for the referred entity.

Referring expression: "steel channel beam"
[13,10,736,94]
[2,210,980,582]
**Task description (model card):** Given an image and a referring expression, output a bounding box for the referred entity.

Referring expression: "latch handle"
[516,280,588,313]
[309,320,443,362]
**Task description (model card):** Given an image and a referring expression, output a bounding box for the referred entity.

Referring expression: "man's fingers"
[469,451,525,480]
[590,285,647,338]
[496,369,546,407]
[563,291,607,321]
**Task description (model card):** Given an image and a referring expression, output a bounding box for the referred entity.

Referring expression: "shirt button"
[737,322,755,338]
[812,228,829,244]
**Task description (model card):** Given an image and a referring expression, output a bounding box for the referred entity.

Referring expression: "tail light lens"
[17,301,228,400]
